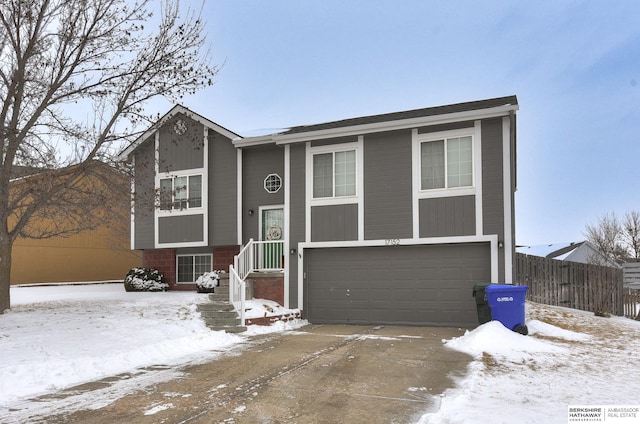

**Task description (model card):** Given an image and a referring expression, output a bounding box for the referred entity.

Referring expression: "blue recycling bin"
[484,284,529,335]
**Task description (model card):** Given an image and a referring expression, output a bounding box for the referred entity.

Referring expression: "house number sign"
[385,239,400,246]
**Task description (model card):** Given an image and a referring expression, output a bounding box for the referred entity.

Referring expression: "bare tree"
[0,0,217,312]
[622,210,640,260]
[584,211,640,265]
[584,213,626,264]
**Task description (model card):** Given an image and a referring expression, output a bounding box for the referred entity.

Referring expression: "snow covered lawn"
[0,283,305,414]
[1,283,640,423]
[418,303,640,423]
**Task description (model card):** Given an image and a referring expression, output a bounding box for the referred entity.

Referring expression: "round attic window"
[264,173,282,193]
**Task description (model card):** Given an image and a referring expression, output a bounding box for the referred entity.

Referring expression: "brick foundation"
[249,273,285,306]
[245,311,302,326]
[142,249,177,288]
[213,245,241,271]
[142,246,241,291]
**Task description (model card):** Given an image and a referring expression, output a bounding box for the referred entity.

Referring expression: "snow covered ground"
[418,303,640,424]
[1,283,639,423]
[0,283,306,422]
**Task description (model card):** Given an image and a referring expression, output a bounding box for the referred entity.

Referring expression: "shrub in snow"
[123,267,168,292]
[196,271,219,293]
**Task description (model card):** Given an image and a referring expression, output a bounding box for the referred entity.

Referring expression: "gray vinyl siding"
[133,138,155,249]
[209,131,237,245]
[417,120,475,134]
[311,204,358,242]
[158,215,204,244]
[288,144,306,308]
[242,145,284,242]
[419,196,476,238]
[158,114,205,172]
[363,130,413,240]
[481,117,505,281]
[310,135,358,147]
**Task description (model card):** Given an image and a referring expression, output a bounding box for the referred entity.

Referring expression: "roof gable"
[118,105,241,160]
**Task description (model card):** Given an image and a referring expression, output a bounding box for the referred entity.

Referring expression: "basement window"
[177,254,212,283]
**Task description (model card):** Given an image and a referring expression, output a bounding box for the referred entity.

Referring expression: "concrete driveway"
[41,324,472,424]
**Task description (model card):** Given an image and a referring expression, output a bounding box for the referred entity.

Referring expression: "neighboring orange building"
[11,225,141,285]
[9,163,141,285]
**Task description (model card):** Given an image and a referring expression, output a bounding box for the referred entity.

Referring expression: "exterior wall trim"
[296,235,499,309]
[237,148,243,246]
[474,120,484,235]
[502,116,513,283]
[283,144,291,308]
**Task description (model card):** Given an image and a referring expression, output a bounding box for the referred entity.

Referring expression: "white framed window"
[312,149,356,199]
[159,173,203,211]
[264,173,282,193]
[176,254,212,283]
[420,135,473,191]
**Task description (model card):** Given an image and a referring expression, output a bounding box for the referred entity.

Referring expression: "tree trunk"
[0,227,12,313]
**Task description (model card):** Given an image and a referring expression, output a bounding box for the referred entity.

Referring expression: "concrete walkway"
[40,325,472,424]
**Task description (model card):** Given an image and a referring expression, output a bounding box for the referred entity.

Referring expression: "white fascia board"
[118,105,242,160]
[272,104,519,146]
[232,135,277,147]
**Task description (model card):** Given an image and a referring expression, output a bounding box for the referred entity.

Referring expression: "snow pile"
[0,283,306,411]
[244,298,298,319]
[446,320,565,361]
[418,303,640,424]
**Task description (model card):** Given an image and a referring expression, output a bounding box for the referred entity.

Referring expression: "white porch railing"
[228,264,246,326]
[229,239,284,326]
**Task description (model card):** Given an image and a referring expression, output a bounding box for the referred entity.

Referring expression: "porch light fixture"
[498,241,504,248]
[248,209,254,216]
[290,248,297,255]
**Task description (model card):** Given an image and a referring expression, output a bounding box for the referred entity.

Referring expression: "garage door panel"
[305,243,491,327]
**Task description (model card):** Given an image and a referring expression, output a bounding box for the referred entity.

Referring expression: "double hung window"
[159,174,202,210]
[313,149,356,198]
[421,136,473,190]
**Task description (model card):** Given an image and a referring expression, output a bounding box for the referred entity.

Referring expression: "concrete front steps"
[196,276,247,334]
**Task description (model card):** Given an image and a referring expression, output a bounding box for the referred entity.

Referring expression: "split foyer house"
[119,95,519,328]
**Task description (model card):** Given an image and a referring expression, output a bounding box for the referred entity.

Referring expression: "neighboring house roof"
[9,165,48,180]
[235,95,519,146]
[118,104,241,160]
[516,241,620,268]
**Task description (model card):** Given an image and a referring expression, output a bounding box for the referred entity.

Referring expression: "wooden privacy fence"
[515,253,625,317]
[624,287,640,320]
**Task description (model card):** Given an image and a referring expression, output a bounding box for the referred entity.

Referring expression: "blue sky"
[158,1,640,246]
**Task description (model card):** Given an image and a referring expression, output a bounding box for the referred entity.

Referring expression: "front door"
[261,207,284,269]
